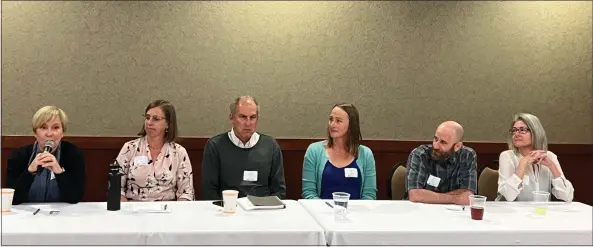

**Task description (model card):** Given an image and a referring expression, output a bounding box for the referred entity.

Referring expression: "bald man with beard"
[404,121,477,205]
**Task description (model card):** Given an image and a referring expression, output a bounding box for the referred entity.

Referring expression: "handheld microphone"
[37,140,55,175]
[43,140,54,153]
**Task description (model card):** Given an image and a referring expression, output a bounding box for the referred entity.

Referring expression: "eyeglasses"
[143,114,166,122]
[509,127,530,135]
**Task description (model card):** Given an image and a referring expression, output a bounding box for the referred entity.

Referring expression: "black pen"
[325,201,334,208]
[33,208,41,215]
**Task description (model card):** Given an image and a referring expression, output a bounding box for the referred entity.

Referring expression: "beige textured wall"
[2,1,592,143]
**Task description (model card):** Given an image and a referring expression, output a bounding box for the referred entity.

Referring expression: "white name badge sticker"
[243,171,258,182]
[134,156,150,166]
[344,168,358,178]
[427,175,441,187]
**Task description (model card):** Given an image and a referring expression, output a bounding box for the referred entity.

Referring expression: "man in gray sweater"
[201,96,287,200]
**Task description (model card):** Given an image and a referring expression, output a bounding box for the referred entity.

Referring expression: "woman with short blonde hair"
[6,106,86,204]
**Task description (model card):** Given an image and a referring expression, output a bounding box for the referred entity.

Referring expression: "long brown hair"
[137,100,179,143]
[327,103,362,157]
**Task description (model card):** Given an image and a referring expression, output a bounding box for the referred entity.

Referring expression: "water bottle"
[107,160,122,211]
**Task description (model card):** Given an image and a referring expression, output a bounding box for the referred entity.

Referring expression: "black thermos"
[107,160,122,211]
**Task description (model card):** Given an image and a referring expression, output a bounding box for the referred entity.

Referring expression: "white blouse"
[496,150,574,202]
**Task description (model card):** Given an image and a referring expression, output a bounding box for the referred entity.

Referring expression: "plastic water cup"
[533,191,550,216]
[332,192,350,221]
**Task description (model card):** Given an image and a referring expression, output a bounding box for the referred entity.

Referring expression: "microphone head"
[44,140,55,149]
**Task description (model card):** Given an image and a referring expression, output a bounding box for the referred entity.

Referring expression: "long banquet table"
[298,199,593,246]
[1,200,326,246]
[3,199,591,246]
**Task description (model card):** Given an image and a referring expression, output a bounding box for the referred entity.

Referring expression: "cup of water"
[332,192,350,221]
[532,191,550,216]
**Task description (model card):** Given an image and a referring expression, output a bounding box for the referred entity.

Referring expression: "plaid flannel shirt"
[404,144,477,199]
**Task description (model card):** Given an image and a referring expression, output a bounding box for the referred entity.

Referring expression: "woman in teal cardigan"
[301,103,377,200]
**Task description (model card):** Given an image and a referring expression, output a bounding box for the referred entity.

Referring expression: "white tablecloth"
[299,199,592,246]
[2,200,326,246]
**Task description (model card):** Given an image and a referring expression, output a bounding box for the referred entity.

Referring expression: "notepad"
[237,196,286,210]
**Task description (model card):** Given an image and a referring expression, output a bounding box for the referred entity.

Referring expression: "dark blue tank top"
[320,159,362,199]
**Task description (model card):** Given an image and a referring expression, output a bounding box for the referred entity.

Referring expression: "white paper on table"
[444,205,466,212]
[124,203,171,213]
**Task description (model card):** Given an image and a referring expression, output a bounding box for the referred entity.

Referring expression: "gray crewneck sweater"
[201,132,286,200]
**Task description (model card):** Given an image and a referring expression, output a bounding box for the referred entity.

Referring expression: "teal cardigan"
[301,141,377,200]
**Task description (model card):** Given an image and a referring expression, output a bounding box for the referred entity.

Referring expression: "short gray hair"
[507,113,548,152]
[229,96,259,117]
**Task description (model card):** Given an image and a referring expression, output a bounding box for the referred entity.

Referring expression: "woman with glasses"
[115,100,195,202]
[496,113,574,202]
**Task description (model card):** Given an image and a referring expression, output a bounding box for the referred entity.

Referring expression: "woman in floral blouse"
[116,100,195,201]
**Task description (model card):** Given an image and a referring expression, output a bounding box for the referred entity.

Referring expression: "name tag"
[50,172,55,180]
[243,171,258,182]
[344,168,358,178]
[523,175,530,186]
[133,156,150,166]
[427,175,441,187]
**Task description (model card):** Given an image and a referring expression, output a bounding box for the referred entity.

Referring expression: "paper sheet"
[124,203,171,213]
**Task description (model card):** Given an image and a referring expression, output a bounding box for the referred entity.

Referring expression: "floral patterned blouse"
[116,137,195,201]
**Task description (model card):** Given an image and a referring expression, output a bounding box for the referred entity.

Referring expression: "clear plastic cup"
[533,191,550,216]
[332,192,350,221]
[469,195,486,220]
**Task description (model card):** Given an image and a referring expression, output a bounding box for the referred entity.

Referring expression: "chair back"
[478,167,499,201]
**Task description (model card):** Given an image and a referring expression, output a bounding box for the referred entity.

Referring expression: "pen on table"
[325,201,334,208]
[33,208,41,215]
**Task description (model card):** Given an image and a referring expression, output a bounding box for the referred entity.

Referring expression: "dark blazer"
[6,141,86,204]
